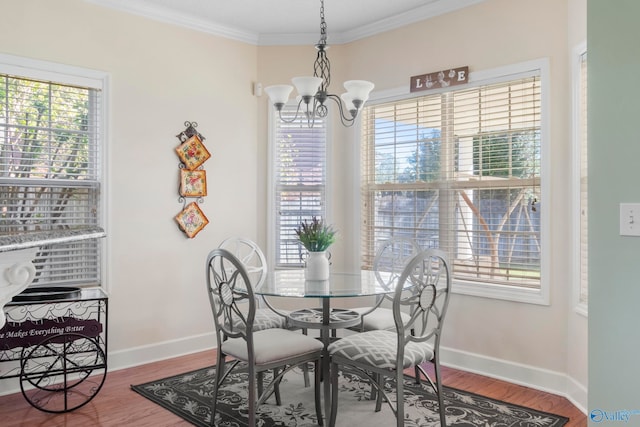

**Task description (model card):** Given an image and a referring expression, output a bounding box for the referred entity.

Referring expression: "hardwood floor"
[0,349,586,426]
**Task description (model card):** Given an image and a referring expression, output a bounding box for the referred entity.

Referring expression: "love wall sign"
[410,66,469,93]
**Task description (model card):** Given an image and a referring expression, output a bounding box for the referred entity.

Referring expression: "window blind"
[274,105,327,267]
[0,74,102,287]
[579,51,588,304]
[361,75,541,289]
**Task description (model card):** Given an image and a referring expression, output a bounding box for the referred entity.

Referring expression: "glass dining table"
[254,268,398,423]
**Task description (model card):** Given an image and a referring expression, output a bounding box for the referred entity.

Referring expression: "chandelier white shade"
[292,77,323,99]
[264,85,294,106]
[264,0,374,127]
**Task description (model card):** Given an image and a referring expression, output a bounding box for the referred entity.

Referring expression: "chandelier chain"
[319,0,327,46]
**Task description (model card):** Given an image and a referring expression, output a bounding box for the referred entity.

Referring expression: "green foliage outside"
[1,75,96,232]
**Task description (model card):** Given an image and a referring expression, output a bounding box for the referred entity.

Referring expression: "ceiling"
[85,0,485,45]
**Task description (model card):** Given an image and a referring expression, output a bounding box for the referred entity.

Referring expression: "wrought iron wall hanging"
[174,121,210,238]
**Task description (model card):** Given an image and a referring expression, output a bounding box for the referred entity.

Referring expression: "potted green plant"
[295,216,337,252]
[295,217,336,280]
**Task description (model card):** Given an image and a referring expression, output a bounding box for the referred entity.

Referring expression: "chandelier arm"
[307,108,318,128]
[325,94,357,127]
[276,99,309,124]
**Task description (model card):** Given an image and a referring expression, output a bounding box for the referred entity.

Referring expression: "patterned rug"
[131,364,569,426]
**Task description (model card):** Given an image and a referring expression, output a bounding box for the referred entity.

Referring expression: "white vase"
[305,251,330,281]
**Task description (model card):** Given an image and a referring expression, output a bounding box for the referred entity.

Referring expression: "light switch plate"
[620,203,640,236]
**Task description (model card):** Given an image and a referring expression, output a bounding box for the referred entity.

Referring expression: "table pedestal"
[288,303,360,424]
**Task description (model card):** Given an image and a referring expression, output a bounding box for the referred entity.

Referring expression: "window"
[361,63,546,303]
[271,104,328,267]
[574,45,588,313]
[0,55,106,288]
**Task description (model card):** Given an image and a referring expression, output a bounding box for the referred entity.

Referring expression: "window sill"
[574,302,588,317]
[0,227,106,253]
[452,279,549,305]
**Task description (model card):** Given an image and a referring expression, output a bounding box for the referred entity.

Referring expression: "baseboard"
[565,375,588,414]
[441,346,587,414]
[108,331,216,371]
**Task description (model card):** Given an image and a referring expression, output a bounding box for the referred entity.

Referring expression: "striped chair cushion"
[350,307,411,331]
[328,330,434,370]
[228,307,290,332]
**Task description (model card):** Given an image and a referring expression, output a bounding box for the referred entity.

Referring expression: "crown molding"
[86,0,486,46]
[334,0,486,45]
[84,0,260,44]
[258,32,321,47]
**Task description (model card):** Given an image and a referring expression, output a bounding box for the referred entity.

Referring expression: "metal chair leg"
[395,370,404,427]
[314,359,324,426]
[374,373,383,412]
[328,362,339,427]
[247,365,257,427]
[273,368,282,406]
[302,328,311,387]
[211,354,225,426]
[257,371,264,401]
[434,358,446,427]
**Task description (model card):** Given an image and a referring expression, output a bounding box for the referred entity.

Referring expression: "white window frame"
[0,53,109,290]
[358,59,550,305]
[267,103,331,270]
[572,42,588,316]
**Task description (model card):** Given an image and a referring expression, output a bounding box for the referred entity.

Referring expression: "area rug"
[131,365,569,427]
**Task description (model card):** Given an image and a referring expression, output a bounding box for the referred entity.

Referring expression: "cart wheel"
[19,332,107,413]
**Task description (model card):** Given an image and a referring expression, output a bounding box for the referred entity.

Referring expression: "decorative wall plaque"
[410,66,469,93]
[175,135,211,171]
[175,202,209,239]
[179,169,207,197]
[174,121,210,238]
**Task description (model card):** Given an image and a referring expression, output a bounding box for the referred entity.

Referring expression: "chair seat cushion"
[351,307,411,331]
[328,330,434,370]
[222,328,323,366]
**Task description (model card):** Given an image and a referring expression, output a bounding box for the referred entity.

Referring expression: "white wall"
[0,0,587,412]
[0,0,258,376]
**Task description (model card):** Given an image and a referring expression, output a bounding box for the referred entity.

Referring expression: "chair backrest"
[393,249,452,354]
[206,248,256,344]
[218,237,268,288]
[373,237,421,303]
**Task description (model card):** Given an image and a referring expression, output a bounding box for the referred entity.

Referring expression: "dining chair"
[349,237,422,396]
[219,237,311,388]
[328,249,452,427]
[206,248,324,427]
[350,237,421,332]
[218,237,289,331]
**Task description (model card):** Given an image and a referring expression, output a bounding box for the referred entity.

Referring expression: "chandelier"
[264,0,375,127]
